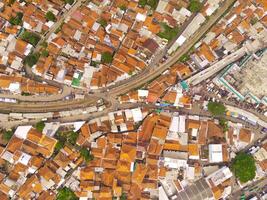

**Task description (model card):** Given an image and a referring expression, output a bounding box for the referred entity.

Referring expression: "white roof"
[209,144,223,163]
[136,13,146,22]
[14,125,32,139]
[159,186,169,200]
[206,167,232,187]
[191,129,198,137]
[186,166,195,180]
[164,157,188,169]
[138,89,149,97]
[169,116,179,133]
[176,35,187,46]
[131,108,143,122]
[18,152,31,165]
[178,115,186,133]
[8,82,20,92]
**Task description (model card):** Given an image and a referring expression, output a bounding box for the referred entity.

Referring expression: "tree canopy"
[35,121,45,132]
[231,152,256,183]
[3,130,13,142]
[207,101,226,116]
[56,187,78,200]
[98,18,108,27]
[55,131,78,146]
[138,0,159,10]
[24,53,40,67]
[101,52,113,64]
[9,12,23,26]
[46,11,56,22]
[80,147,94,162]
[21,31,40,46]
[64,0,74,5]
[188,0,202,13]
[219,118,229,133]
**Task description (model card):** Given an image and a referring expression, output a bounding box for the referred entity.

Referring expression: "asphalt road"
[0,0,238,114]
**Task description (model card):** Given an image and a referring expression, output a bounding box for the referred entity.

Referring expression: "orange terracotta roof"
[239,128,252,143]
[188,144,199,156]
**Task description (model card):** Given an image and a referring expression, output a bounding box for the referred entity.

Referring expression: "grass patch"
[207,101,226,116]
[157,23,179,41]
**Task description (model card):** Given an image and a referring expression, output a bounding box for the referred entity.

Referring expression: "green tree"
[231,152,256,183]
[41,50,49,57]
[147,0,159,10]
[120,193,127,200]
[54,140,65,153]
[98,18,107,27]
[207,101,226,116]
[80,147,94,162]
[67,131,78,145]
[219,118,229,133]
[138,0,147,7]
[9,12,23,26]
[35,121,45,132]
[188,0,202,13]
[119,5,127,11]
[24,53,40,67]
[3,130,13,142]
[21,31,40,46]
[179,54,190,62]
[138,0,159,9]
[56,187,78,200]
[101,52,113,64]
[45,11,56,22]
[64,0,74,5]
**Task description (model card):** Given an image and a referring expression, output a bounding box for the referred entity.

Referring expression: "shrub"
[45,11,56,22]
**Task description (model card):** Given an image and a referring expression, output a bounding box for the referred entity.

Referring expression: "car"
[246,145,260,154]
